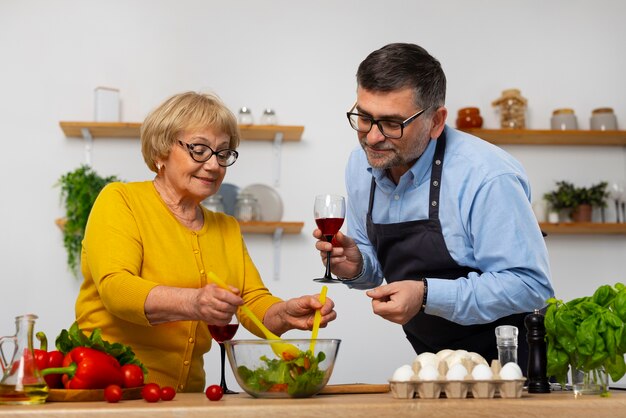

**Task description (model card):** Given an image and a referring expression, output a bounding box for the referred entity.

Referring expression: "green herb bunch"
[545,283,626,387]
[57,165,120,275]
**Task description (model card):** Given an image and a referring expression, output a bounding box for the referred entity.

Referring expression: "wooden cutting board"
[319,384,390,395]
[47,386,143,402]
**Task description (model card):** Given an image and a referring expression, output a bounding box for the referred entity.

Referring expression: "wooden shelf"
[539,222,626,235]
[239,221,303,234]
[55,218,303,235]
[461,128,626,146]
[59,121,303,141]
[238,125,303,141]
[60,121,141,138]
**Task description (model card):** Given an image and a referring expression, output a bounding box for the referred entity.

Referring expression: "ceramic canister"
[590,108,618,131]
[456,107,483,129]
[550,108,578,130]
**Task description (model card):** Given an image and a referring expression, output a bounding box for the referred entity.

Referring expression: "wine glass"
[207,314,240,394]
[608,181,625,223]
[313,194,346,283]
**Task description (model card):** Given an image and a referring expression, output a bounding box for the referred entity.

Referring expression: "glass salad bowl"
[224,339,341,398]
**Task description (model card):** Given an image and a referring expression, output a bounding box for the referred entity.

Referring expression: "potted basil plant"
[545,283,626,396]
[57,165,120,275]
[543,181,608,222]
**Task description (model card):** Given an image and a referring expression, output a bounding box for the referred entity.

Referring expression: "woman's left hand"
[264,295,337,336]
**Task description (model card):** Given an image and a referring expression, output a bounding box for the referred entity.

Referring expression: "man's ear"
[429,106,448,138]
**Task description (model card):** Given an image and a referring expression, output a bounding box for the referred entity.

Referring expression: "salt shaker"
[525,309,551,393]
[495,325,518,366]
[260,108,277,125]
[238,107,254,125]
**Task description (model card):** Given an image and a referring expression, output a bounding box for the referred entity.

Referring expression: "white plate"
[241,184,283,222]
[216,183,240,216]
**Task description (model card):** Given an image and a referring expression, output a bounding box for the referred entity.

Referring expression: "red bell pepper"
[41,347,124,389]
[35,332,64,388]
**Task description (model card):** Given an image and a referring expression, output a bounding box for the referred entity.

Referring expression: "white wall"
[1,0,626,389]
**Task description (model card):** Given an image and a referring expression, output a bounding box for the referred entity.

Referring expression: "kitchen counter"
[1,390,626,418]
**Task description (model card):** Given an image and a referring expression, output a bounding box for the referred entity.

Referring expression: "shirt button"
[183,360,190,366]
[200,269,205,274]
[189,338,195,344]
[432,201,438,207]
[433,180,439,187]
[435,159,441,165]
[394,194,400,201]
[194,249,199,254]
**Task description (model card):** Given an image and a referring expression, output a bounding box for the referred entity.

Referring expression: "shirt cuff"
[422,277,456,317]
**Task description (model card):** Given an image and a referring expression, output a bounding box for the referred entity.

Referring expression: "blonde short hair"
[141,91,240,172]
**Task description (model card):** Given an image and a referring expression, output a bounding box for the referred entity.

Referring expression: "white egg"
[471,363,494,380]
[446,363,468,380]
[436,349,454,360]
[418,364,440,381]
[415,352,439,368]
[445,351,470,367]
[391,364,415,382]
[468,352,488,366]
[499,362,523,380]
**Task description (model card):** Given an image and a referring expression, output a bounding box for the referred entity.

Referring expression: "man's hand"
[313,230,363,279]
[365,280,424,325]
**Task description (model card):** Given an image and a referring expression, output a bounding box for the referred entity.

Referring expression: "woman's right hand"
[194,284,243,326]
[312,230,363,279]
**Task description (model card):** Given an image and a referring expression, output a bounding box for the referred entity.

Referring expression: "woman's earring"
[156,163,162,171]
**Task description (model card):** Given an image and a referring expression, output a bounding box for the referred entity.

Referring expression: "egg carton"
[389,359,525,399]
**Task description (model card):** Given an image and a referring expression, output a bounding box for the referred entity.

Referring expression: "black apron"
[365,130,529,368]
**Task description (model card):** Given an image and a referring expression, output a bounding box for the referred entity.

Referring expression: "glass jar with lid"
[492,89,527,129]
[234,193,261,221]
[202,195,225,213]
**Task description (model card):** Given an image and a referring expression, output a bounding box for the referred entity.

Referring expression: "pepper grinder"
[525,309,551,393]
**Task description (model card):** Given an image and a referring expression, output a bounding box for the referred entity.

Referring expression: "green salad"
[237,350,327,397]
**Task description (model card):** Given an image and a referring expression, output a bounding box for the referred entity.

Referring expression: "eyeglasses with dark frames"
[346,101,429,139]
[177,140,239,167]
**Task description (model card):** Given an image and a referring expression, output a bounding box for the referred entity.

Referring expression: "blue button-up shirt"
[343,126,554,325]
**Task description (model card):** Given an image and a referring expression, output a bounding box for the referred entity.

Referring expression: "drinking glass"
[207,314,240,394]
[313,194,346,283]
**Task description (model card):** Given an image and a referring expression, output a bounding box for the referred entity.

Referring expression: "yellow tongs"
[207,272,300,360]
[309,285,328,354]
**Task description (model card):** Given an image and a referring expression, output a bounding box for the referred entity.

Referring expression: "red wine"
[315,217,344,237]
[207,323,239,343]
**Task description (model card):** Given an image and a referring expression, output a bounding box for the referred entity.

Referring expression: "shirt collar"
[366,137,438,188]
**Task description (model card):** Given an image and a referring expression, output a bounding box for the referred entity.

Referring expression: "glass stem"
[324,236,332,278]
[219,342,227,390]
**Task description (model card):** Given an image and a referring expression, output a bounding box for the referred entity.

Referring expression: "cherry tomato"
[104,384,123,403]
[160,386,176,401]
[205,384,223,401]
[121,364,144,388]
[141,383,161,403]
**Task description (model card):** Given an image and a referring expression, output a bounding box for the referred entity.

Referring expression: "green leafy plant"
[543,180,609,213]
[57,165,120,275]
[545,283,626,396]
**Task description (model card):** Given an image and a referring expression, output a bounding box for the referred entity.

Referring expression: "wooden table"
[1,391,625,417]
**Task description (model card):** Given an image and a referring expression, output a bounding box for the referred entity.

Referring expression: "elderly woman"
[75,91,336,392]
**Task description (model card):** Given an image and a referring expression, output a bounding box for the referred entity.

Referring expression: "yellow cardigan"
[76,181,281,392]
